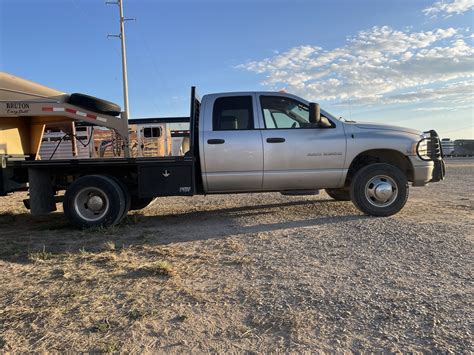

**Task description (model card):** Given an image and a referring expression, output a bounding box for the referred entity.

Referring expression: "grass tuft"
[127,308,143,321]
[100,342,120,353]
[171,314,187,323]
[28,245,53,262]
[138,260,174,277]
[90,320,111,333]
[103,241,116,251]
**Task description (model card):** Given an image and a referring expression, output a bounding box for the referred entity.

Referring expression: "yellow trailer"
[0,72,129,160]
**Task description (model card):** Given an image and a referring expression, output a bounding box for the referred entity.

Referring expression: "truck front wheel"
[350,163,408,217]
[63,175,126,228]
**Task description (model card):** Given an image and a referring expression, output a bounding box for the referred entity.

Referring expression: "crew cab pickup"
[1,86,445,228]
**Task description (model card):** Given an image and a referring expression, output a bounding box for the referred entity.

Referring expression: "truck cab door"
[257,94,346,190]
[201,94,264,192]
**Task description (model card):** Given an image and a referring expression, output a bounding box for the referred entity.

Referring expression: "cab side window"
[260,96,333,129]
[213,96,254,131]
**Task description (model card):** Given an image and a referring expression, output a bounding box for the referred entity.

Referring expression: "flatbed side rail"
[6,156,194,169]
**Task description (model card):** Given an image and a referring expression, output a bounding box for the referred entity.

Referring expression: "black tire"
[63,175,126,228]
[325,188,351,201]
[350,163,409,217]
[130,196,154,211]
[68,93,121,116]
[108,176,131,220]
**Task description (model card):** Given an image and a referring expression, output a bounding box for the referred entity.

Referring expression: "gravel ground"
[0,158,472,352]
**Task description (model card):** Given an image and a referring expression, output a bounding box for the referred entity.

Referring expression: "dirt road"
[0,159,472,352]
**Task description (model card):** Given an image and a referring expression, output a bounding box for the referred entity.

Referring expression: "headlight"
[413,133,431,159]
[417,139,429,157]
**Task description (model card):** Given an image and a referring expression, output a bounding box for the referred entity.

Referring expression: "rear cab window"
[213,96,254,131]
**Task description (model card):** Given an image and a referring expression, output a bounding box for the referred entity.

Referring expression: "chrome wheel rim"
[74,187,109,222]
[364,175,398,208]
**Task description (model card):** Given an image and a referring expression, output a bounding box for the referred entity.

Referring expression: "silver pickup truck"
[1,84,445,228]
[198,91,445,215]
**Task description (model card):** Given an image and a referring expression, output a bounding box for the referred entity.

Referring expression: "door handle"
[207,139,225,145]
[266,137,286,143]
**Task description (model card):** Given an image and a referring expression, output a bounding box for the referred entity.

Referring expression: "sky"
[1,0,473,139]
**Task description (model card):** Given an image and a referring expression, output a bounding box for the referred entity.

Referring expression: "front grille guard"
[416,129,446,182]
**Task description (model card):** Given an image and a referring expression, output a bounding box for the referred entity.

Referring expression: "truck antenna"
[107,0,135,158]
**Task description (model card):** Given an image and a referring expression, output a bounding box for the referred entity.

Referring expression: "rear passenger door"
[202,94,264,192]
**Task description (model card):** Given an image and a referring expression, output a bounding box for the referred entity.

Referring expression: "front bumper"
[431,158,446,182]
[411,130,446,186]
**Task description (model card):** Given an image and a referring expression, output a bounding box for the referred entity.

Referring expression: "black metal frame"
[189,86,204,193]
[416,129,446,182]
[128,116,190,125]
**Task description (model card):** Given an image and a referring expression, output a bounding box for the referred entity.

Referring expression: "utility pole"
[107,0,134,158]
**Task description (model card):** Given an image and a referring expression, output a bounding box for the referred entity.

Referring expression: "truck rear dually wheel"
[108,176,131,220]
[350,163,408,217]
[63,175,126,228]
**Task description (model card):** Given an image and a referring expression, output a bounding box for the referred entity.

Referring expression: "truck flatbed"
[6,154,197,201]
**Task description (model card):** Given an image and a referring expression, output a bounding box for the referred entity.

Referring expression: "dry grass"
[0,159,472,352]
[1,242,183,352]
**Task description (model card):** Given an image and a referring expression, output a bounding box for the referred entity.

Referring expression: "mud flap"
[28,168,56,215]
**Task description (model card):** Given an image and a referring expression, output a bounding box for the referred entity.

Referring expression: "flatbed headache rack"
[1,87,202,204]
